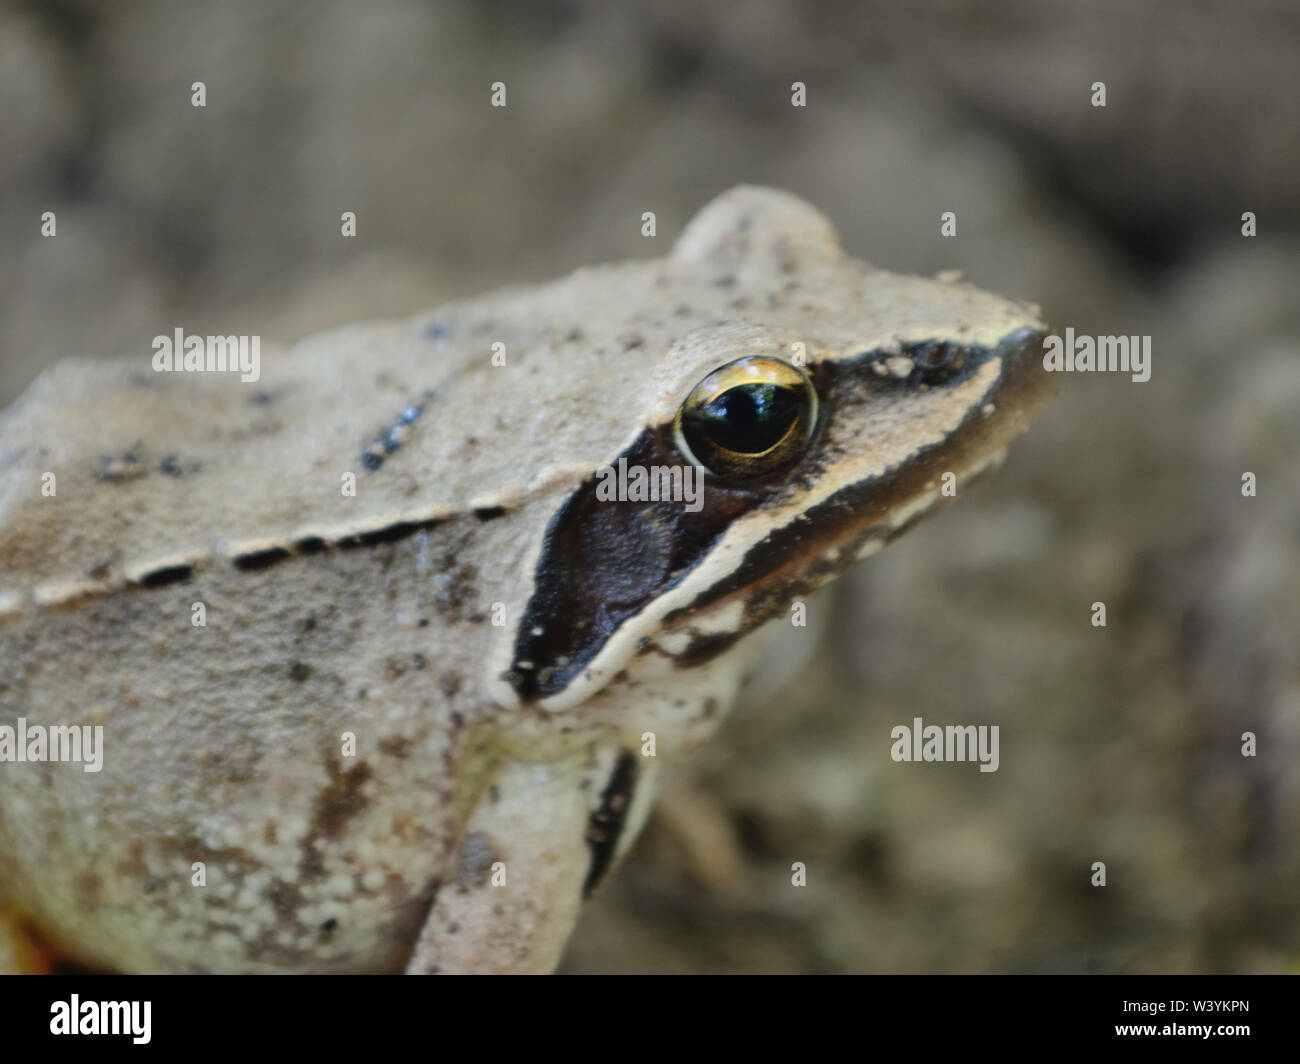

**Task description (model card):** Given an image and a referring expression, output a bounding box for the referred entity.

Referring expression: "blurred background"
[1,0,1296,972]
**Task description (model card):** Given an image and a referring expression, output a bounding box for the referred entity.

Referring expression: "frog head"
[495,187,1055,714]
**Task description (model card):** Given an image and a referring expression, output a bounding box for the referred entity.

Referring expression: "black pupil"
[691,382,800,454]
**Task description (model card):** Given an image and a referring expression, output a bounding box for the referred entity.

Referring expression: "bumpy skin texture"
[0,187,1052,972]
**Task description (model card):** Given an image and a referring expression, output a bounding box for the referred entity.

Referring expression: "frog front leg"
[405,746,658,974]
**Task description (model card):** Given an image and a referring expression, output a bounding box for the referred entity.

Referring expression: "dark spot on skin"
[159,454,182,477]
[358,391,436,473]
[473,506,506,521]
[309,757,373,843]
[412,653,427,670]
[289,661,312,683]
[703,697,719,718]
[417,617,430,627]
[232,545,292,571]
[565,328,584,343]
[446,922,459,934]
[199,747,258,785]
[713,275,736,288]
[267,880,304,919]
[378,736,412,759]
[96,453,147,482]
[429,556,480,619]
[301,614,317,632]
[131,563,194,589]
[425,321,447,339]
[668,630,743,667]
[620,333,644,350]
[264,823,278,845]
[438,674,462,699]
[456,831,500,889]
[583,753,639,898]
[117,841,148,882]
[74,873,103,911]
[318,918,338,939]
[248,391,274,406]
[337,518,439,549]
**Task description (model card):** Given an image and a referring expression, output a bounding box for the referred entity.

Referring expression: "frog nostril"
[917,341,960,371]
[911,341,966,383]
[862,340,971,386]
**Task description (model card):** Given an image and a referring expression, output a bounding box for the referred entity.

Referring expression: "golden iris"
[675,356,818,479]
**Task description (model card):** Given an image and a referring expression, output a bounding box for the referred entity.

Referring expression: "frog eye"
[675,356,818,479]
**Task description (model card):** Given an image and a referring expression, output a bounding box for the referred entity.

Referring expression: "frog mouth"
[655,440,1014,667]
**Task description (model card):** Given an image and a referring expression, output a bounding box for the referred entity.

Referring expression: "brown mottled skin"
[0,188,1054,972]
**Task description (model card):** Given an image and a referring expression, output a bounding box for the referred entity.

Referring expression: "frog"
[0,186,1055,973]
